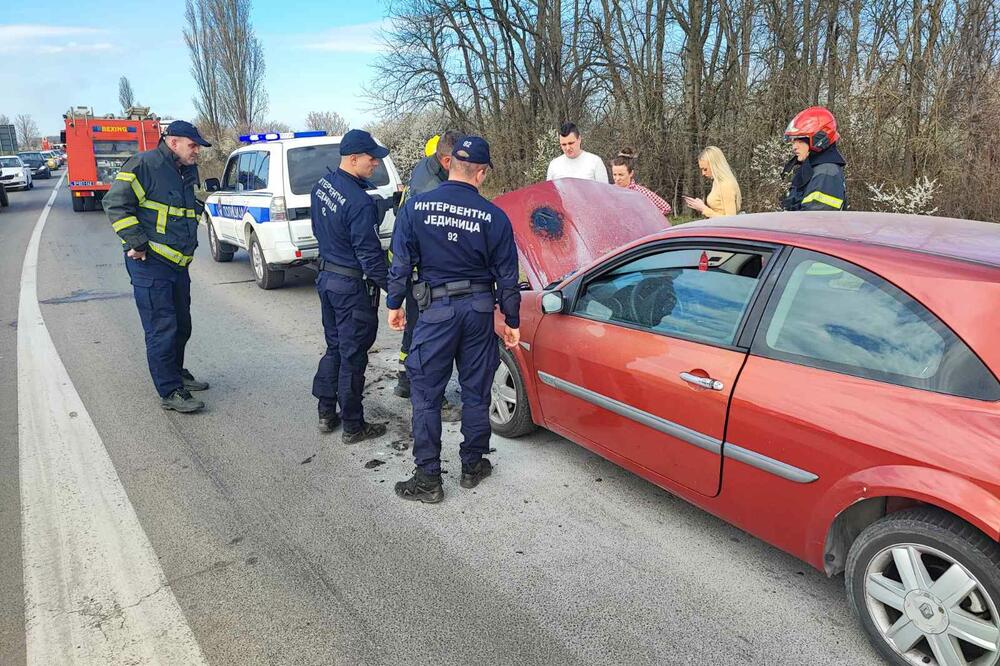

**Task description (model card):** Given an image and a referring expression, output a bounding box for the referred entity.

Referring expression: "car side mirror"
[541,291,564,314]
[204,178,220,192]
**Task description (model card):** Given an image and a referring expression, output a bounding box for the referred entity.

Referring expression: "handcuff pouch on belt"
[412,281,432,311]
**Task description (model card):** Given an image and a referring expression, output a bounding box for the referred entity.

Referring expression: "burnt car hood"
[493,179,669,289]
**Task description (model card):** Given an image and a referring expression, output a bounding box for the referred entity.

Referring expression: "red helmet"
[784,106,839,152]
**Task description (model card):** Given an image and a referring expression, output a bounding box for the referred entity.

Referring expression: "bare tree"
[184,0,224,144]
[0,114,10,126]
[119,76,136,113]
[305,111,350,135]
[209,0,268,134]
[15,114,39,149]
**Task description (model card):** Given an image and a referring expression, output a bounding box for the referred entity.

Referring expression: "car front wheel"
[846,507,1000,666]
[489,345,536,438]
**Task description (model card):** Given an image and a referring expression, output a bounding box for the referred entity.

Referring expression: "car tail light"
[271,196,287,221]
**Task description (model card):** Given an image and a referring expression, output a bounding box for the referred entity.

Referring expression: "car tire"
[846,507,1000,666]
[71,194,85,212]
[249,233,284,289]
[207,218,235,262]
[489,344,536,438]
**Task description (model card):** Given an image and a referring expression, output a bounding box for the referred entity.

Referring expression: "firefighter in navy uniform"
[387,136,520,503]
[311,129,389,444]
[103,120,211,413]
[781,106,848,211]
[393,130,464,424]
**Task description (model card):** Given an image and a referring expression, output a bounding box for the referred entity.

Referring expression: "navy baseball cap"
[165,120,211,147]
[452,135,492,168]
[339,129,389,158]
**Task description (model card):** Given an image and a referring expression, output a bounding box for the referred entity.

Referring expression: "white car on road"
[202,131,403,289]
[1,155,33,191]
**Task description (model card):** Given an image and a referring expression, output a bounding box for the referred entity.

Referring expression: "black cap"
[339,129,389,158]
[451,135,492,168]
[165,120,211,147]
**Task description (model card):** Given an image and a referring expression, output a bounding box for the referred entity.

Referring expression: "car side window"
[755,249,1000,400]
[236,152,257,192]
[222,156,239,190]
[251,152,269,190]
[573,246,768,346]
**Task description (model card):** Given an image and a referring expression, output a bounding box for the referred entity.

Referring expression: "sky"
[0,1,393,137]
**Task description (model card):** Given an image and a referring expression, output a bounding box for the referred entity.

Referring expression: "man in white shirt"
[546,123,609,183]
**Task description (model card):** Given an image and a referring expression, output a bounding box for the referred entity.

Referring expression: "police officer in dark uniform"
[387,136,520,503]
[103,120,211,413]
[311,129,390,444]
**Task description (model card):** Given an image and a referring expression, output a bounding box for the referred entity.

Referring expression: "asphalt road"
[1,175,884,665]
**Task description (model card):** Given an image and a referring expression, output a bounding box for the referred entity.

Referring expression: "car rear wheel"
[846,507,1000,666]
[207,217,235,262]
[250,233,284,290]
[489,345,536,438]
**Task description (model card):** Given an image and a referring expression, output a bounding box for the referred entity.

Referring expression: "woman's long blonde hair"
[699,145,742,210]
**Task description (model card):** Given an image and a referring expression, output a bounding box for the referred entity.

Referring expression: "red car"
[491,179,1000,666]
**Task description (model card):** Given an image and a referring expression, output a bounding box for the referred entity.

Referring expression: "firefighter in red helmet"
[781,106,847,211]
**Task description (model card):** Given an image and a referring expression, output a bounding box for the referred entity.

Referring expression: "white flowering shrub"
[365,111,448,183]
[745,137,792,212]
[867,176,940,215]
[523,129,559,182]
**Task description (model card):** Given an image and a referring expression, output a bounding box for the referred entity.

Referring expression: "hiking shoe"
[180,369,209,391]
[460,458,493,489]
[318,412,341,433]
[441,398,462,422]
[342,421,387,444]
[393,370,410,398]
[394,469,444,503]
[160,388,204,413]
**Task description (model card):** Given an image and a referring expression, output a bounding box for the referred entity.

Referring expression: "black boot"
[395,468,444,503]
[318,411,341,433]
[394,370,410,398]
[160,388,205,413]
[460,458,493,489]
[342,421,387,444]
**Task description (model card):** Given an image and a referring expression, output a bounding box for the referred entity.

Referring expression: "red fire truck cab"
[62,106,163,212]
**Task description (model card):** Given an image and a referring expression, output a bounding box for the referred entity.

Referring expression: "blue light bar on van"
[239,130,327,143]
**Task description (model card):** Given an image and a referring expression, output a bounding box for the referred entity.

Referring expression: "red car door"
[530,242,774,497]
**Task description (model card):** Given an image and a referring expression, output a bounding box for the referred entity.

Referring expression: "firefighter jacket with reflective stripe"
[782,144,847,212]
[103,141,202,269]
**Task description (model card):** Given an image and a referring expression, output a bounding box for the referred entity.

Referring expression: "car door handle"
[680,372,724,391]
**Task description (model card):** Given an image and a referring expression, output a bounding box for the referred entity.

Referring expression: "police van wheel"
[489,345,536,438]
[250,233,285,290]
[208,220,235,262]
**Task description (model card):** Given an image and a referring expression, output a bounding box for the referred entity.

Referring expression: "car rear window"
[286,144,389,195]
[756,249,1000,400]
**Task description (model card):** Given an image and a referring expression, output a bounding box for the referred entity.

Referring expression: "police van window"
[755,249,1000,400]
[252,152,269,190]
[574,246,767,346]
[287,144,390,195]
[222,156,239,190]
[236,152,258,191]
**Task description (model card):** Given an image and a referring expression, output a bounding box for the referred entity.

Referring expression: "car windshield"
[0,157,21,168]
[19,153,42,161]
[286,144,390,195]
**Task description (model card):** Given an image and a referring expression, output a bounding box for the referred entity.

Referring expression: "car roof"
[233,135,349,153]
[680,212,1000,268]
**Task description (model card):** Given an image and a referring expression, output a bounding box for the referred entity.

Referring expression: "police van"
[202,131,402,289]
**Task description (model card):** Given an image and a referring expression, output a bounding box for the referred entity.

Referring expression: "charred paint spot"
[530,206,564,240]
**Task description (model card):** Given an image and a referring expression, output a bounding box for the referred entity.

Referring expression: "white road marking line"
[17,176,207,664]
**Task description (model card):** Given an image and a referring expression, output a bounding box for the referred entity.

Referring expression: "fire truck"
[62,106,163,212]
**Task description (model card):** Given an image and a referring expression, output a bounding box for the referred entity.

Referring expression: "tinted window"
[222,156,239,190]
[756,249,1000,400]
[286,144,389,195]
[252,152,269,190]
[93,141,138,155]
[236,152,256,191]
[574,246,767,346]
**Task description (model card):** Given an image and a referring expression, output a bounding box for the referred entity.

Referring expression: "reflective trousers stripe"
[802,190,844,209]
[112,215,140,232]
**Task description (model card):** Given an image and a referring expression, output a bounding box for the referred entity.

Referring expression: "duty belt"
[318,258,363,279]
[429,281,493,300]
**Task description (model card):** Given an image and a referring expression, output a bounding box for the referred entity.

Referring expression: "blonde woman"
[683,146,741,217]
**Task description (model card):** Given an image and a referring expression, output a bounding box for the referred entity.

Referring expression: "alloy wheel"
[489,361,517,425]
